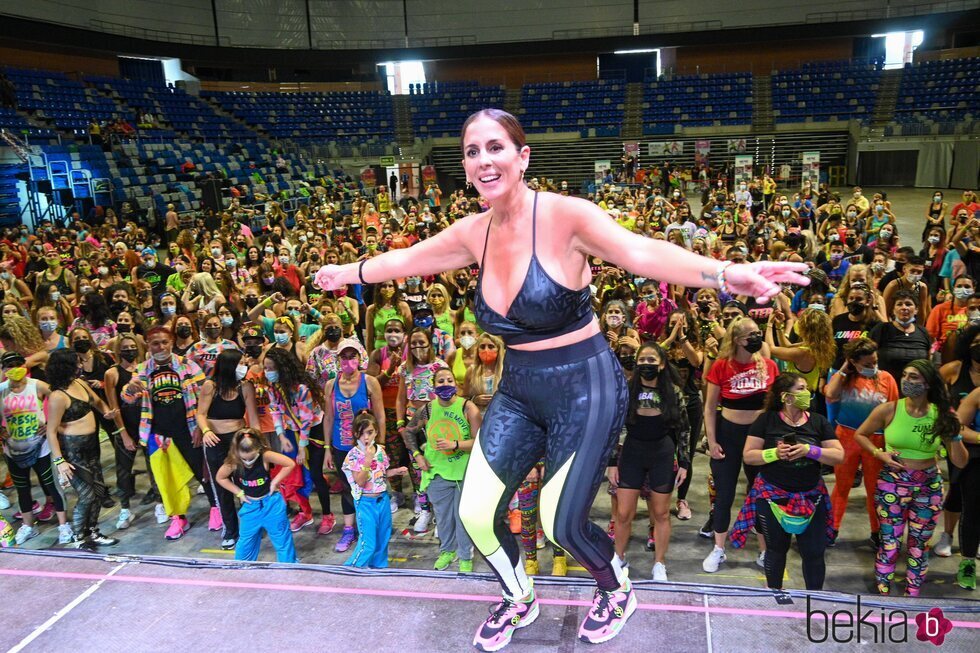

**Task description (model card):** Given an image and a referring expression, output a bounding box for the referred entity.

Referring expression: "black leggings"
[956,457,980,558]
[329,445,356,516]
[170,429,216,508]
[110,429,155,509]
[203,431,238,539]
[459,334,629,596]
[305,422,337,516]
[5,452,65,514]
[755,495,828,590]
[676,394,703,501]
[60,433,108,535]
[709,415,760,534]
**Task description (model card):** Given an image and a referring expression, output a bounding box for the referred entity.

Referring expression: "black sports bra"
[473,193,594,346]
[59,388,94,422]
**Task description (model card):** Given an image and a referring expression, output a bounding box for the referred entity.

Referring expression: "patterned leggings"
[393,405,428,511]
[61,433,109,536]
[518,463,565,562]
[874,466,943,596]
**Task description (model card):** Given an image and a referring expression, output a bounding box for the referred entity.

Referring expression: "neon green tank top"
[420,397,471,490]
[785,346,821,392]
[884,399,940,460]
[435,310,454,338]
[452,350,469,386]
[373,305,400,350]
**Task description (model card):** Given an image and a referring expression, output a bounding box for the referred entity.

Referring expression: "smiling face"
[461,115,529,202]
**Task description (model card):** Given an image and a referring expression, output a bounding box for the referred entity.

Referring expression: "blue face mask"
[161,305,176,316]
[414,315,434,329]
[433,385,457,401]
[220,316,234,327]
[274,332,290,345]
[264,370,279,384]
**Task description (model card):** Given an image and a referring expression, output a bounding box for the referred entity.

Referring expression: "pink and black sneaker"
[473,586,539,652]
[577,579,637,644]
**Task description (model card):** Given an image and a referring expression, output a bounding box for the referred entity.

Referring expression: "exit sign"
[380,156,395,166]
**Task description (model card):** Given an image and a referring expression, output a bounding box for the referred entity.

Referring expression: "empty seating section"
[892,57,978,133]
[410,81,505,138]
[203,90,395,146]
[772,61,880,123]
[0,107,57,138]
[518,80,625,135]
[86,76,256,141]
[642,73,752,135]
[4,67,122,135]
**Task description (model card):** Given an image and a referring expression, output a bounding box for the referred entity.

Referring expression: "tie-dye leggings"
[874,466,943,596]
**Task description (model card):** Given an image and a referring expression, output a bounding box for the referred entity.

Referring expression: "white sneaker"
[757,551,767,568]
[414,509,432,533]
[154,503,168,524]
[57,523,75,544]
[652,562,668,582]
[15,524,39,545]
[0,492,10,510]
[702,546,726,573]
[116,509,134,530]
[934,532,953,558]
[390,496,399,514]
[196,484,205,495]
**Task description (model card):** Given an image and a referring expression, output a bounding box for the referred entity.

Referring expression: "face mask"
[152,350,171,363]
[414,315,434,329]
[784,391,811,410]
[906,273,922,284]
[274,332,290,345]
[606,314,623,328]
[830,252,843,263]
[781,210,791,218]
[953,287,974,301]
[210,247,221,257]
[871,262,885,274]
[380,288,395,300]
[934,195,941,202]
[845,237,856,248]
[278,255,290,265]
[479,350,498,365]
[264,370,279,384]
[144,259,156,269]
[324,326,342,341]
[618,355,636,371]
[39,320,58,334]
[97,266,109,276]
[859,365,878,378]
[244,296,259,308]
[879,230,893,239]
[340,357,359,375]
[241,454,259,468]
[116,323,132,334]
[808,302,826,312]
[433,385,457,401]
[47,258,60,268]
[175,325,192,339]
[847,211,857,218]
[120,349,138,363]
[460,335,477,350]
[50,291,61,302]
[901,379,926,398]
[970,311,980,325]
[244,344,263,358]
[205,327,221,340]
[636,363,658,380]
[5,367,27,382]
[927,235,941,245]
[743,333,764,354]
[73,340,92,354]
[264,246,275,254]
[385,332,404,348]
[226,258,237,269]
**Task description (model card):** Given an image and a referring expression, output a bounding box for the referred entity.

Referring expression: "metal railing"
[87,19,228,46]
[806,0,977,23]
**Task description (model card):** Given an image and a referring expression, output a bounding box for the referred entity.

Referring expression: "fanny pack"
[5,434,45,469]
[768,496,820,535]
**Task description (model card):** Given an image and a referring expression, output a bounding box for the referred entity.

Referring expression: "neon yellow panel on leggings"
[458,436,507,554]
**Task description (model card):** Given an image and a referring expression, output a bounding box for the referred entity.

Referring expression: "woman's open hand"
[724,262,810,303]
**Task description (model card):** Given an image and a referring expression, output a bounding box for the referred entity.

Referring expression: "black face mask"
[117,323,132,334]
[244,296,259,308]
[635,363,659,380]
[847,300,866,315]
[324,326,342,342]
[244,345,263,358]
[205,327,221,339]
[618,356,636,371]
[73,340,92,354]
[971,344,980,364]
[845,237,856,248]
[119,349,138,363]
[110,301,128,314]
[743,333,764,354]
[175,325,193,339]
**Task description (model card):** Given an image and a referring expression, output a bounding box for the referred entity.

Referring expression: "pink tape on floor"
[2,567,978,629]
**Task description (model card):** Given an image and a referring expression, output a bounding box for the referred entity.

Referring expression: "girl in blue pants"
[216,429,298,563]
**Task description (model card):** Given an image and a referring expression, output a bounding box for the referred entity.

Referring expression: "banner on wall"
[695,140,711,167]
[421,165,438,187]
[623,142,640,156]
[801,151,820,186]
[360,167,377,188]
[727,138,748,154]
[594,160,611,184]
[648,141,683,157]
[734,155,753,182]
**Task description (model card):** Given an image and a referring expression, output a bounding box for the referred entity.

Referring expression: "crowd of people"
[0,165,978,600]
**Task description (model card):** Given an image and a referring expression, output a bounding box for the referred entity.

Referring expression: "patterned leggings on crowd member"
[60,433,109,536]
[874,466,943,596]
[459,334,628,599]
[5,453,65,514]
[401,405,430,513]
[518,464,565,562]
[675,395,704,503]
[384,406,421,500]
[832,427,883,535]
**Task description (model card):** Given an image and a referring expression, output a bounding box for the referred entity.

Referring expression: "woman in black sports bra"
[45,349,120,548]
[314,109,810,650]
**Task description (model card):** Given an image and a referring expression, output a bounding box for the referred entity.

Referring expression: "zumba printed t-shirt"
[402,361,449,402]
[150,365,190,437]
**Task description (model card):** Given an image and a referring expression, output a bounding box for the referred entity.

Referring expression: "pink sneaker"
[290,512,313,532]
[165,516,189,540]
[578,580,637,644]
[472,587,539,652]
[13,500,40,520]
[317,514,336,536]
[208,507,223,531]
[35,499,56,522]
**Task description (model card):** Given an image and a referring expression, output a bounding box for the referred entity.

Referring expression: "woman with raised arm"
[314,109,809,651]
